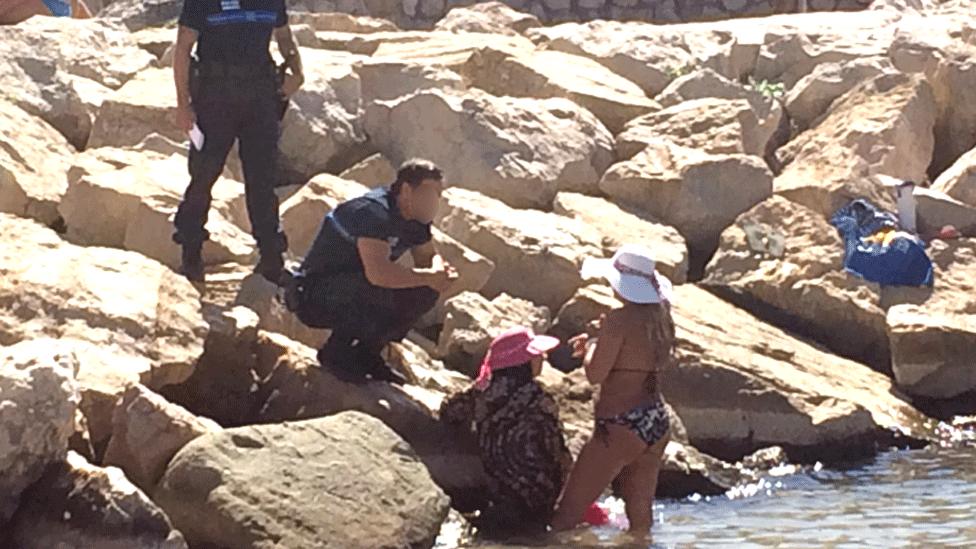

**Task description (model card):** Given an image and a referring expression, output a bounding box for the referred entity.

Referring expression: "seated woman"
[439,326,570,538]
[0,0,91,24]
[551,244,675,537]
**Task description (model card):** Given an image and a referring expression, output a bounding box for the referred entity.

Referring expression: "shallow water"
[436,444,976,548]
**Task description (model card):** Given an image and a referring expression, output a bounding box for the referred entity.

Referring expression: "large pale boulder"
[354,57,465,103]
[103,384,221,492]
[748,10,896,89]
[932,146,976,208]
[59,148,253,270]
[885,239,976,399]
[6,451,187,549]
[0,17,154,147]
[436,291,552,377]
[162,326,487,499]
[0,101,74,226]
[458,47,658,134]
[669,285,931,460]
[914,187,976,238]
[552,192,688,284]
[0,214,209,447]
[703,196,890,369]
[155,412,450,549]
[616,97,782,159]
[370,31,536,67]
[0,45,92,149]
[600,140,774,254]
[889,14,976,176]
[434,1,541,36]
[556,284,935,461]
[339,152,397,185]
[158,305,263,427]
[311,30,533,61]
[528,20,754,97]
[366,88,614,209]
[277,48,368,180]
[656,67,777,111]
[87,68,184,148]
[436,188,605,311]
[98,0,183,31]
[774,73,937,218]
[130,25,178,61]
[785,57,896,131]
[0,17,154,90]
[0,340,80,525]
[289,11,399,33]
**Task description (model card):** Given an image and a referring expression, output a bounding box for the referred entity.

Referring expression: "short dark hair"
[391,158,443,195]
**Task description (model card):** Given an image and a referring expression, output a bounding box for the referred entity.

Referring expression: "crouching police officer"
[171,0,304,283]
[285,159,458,385]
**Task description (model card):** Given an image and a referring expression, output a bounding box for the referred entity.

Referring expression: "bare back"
[594,305,668,418]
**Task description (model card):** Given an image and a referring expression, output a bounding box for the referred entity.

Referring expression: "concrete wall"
[288,0,873,29]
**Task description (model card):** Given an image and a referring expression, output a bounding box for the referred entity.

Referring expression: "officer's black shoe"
[315,345,369,384]
[180,244,205,283]
[254,253,284,285]
[361,352,408,386]
[367,364,408,386]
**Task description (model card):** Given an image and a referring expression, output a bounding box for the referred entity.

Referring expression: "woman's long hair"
[644,302,676,367]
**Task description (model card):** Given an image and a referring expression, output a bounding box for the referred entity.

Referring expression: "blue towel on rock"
[830,199,934,287]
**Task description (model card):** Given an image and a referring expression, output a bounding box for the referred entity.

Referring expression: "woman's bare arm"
[583,312,623,385]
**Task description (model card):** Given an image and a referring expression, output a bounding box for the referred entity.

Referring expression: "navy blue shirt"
[179,0,287,66]
[301,187,434,276]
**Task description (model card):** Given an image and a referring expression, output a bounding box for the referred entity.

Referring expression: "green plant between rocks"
[748,77,787,99]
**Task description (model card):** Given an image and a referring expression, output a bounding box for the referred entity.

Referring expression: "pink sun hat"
[474,326,560,391]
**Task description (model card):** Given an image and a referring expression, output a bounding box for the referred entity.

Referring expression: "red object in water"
[938,225,961,240]
[583,503,610,526]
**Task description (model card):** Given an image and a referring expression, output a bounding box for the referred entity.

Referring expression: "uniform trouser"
[172,68,287,254]
[292,271,439,364]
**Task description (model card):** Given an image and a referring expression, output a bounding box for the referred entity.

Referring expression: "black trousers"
[173,66,286,254]
[293,271,439,360]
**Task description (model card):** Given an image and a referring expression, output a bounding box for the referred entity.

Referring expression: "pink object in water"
[938,225,961,240]
[583,503,610,526]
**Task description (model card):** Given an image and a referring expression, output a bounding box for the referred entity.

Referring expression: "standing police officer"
[171,0,304,283]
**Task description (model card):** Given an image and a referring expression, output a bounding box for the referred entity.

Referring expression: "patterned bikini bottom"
[595,399,671,447]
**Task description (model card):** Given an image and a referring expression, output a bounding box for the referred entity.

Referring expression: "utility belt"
[189,57,288,118]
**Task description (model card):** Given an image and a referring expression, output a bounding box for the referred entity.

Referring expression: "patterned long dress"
[440,375,572,535]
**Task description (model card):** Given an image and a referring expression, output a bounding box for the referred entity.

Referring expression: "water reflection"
[437,446,976,548]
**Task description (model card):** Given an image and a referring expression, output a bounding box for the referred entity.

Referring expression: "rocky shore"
[2,0,975,547]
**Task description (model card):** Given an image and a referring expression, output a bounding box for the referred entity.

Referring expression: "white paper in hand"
[189,123,205,151]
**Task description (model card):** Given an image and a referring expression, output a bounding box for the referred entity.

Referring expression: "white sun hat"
[580,244,674,305]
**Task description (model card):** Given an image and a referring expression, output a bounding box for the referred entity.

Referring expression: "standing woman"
[440,326,571,538]
[551,244,676,537]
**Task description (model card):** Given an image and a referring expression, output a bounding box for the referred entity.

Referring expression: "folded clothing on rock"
[830,199,934,287]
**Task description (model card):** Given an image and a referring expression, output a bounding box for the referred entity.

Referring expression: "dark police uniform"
[291,186,440,375]
[173,0,288,259]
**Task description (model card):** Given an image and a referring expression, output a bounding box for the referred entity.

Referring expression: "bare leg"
[0,0,50,24]
[72,0,92,18]
[617,433,670,535]
[551,424,646,531]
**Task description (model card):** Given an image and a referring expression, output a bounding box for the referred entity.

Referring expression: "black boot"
[254,252,284,285]
[358,346,407,386]
[316,336,369,383]
[179,242,205,282]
